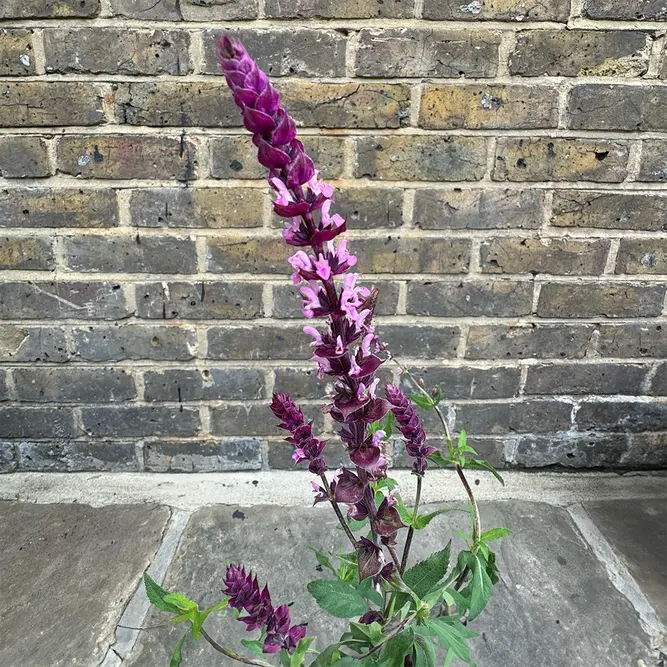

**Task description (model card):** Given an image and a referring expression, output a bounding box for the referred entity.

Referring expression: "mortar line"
[99,508,191,667]
[602,238,621,274]
[31,28,46,75]
[625,140,643,182]
[647,32,666,79]
[567,504,667,645]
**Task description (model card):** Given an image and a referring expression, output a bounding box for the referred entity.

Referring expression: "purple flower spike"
[385,384,437,476]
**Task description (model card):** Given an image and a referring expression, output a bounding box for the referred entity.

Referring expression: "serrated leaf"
[403,543,451,598]
[307,580,368,618]
[170,635,186,667]
[412,633,435,667]
[241,639,265,658]
[425,618,475,664]
[464,459,504,486]
[163,593,198,612]
[480,527,512,542]
[143,573,181,614]
[379,626,414,667]
[409,393,434,410]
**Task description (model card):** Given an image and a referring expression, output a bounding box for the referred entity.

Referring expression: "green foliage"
[379,627,415,667]
[307,579,369,618]
[241,639,265,658]
[170,635,186,667]
[144,573,182,614]
[403,544,451,598]
[425,618,477,664]
[291,637,316,667]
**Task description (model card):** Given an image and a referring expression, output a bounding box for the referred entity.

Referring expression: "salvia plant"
[144,36,510,667]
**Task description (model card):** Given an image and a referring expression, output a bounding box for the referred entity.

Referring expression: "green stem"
[399,475,422,573]
[352,611,419,660]
[200,629,273,667]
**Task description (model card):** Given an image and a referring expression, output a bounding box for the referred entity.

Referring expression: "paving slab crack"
[568,503,667,660]
[99,508,191,667]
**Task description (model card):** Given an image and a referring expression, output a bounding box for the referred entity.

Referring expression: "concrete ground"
[0,471,665,667]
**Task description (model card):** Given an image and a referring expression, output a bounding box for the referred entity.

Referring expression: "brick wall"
[0,0,666,474]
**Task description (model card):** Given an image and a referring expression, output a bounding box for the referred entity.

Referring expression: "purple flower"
[263,604,307,654]
[374,490,406,537]
[359,611,384,625]
[385,384,437,476]
[357,537,385,582]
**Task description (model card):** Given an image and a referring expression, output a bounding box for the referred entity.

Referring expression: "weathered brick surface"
[13,368,136,403]
[1,3,664,473]
[0,30,36,76]
[72,325,197,361]
[551,192,667,232]
[0,236,55,271]
[0,189,119,228]
[264,0,413,17]
[355,136,488,181]
[202,29,346,78]
[135,282,263,320]
[57,136,197,181]
[494,138,629,182]
[423,0,570,21]
[356,29,500,78]
[538,284,666,318]
[407,280,532,317]
[420,84,558,130]
[0,137,51,178]
[480,238,610,276]
[44,29,190,75]
[510,31,648,77]
[414,189,543,230]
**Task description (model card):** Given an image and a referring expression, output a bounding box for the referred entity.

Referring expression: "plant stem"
[353,611,418,660]
[455,464,481,544]
[200,628,273,667]
[399,475,422,573]
[386,542,402,571]
[320,474,358,549]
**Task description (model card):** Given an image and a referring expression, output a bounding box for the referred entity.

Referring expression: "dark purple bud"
[379,563,395,581]
[332,468,365,504]
[285,151,315,189]
[255,85,281,116]
[243,107,276,135]
[348,501,368,522]
[258,140,291,169]
[271,110,297,146]
[357,536,385,582]
[349,443,381,470]
[359,611,383,625]
[374,501,406,537]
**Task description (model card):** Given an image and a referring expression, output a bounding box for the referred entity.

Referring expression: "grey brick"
[18,441,139,472]
[525,363,648,395]
[0,407,77,438]
[0,442,16,472]
[638,140,667,183]
[130,188,263,229]
[0,370,7,401]
[537,283,666,318]
[0,83,104,127]
[399,365,520,400]
[116,82,239,127]
[144,439,262,472]
[407,280,532,317]
[81,406,200,437]
[0,188,119,229]
[0,236,55,271]
[273,368,329,400]
[0,137,51,178]
[202,29,346,77]
[494,138,629,183]
[0,325,68,363]
[64,235,197,274]
[650,363,667,396]
[616,239,667,275]
[355,136,488,182]
[423,0,569,20]
[0,282,128,320]
[0,29,36,76]
[393,436,505,468]
[480,238,610,276]
[510,31,647,77]
[264,0,414,18]
[73,325,196,362]
[268,437,350,470]
[570,85,667,131]
[44,29,190,75]
[211,404,324,437]
[379,325,460,359]
[597,324,667,358]
[13,368,136,403]
[143,368,266,402]
[512,433,628,468]
[180,0,257,19]
[206,237,291,274]
[577,401,667,432]
[455,400,572,434]
[0,0,100,17]
[136,282,262,320]
[109,0,181,19]
[356,29,500,78]
[414,188,544,230]
[582,0,667,19]
[550,191,667,232]
[332,188,404,230]
[624,432,667,467]
[211,135,344,180]
[466,325,594,360]
[207,324,312,360]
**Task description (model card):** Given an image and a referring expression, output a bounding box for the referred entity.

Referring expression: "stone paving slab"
[126,501,656,667]
[0,502,170,667]
[584,498,667,625]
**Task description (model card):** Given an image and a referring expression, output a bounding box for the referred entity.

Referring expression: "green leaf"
[455,530,471,548]
[307,580,368,618]
[403,543,451,598]
[409,393,434,410]
[241,639,265,658]
[291,637,316,667]
[444,650,454,667]
[143,573,181,614]
[427,451,452,468]
[425,618,476,664]
[464,459,504,486]
[480,527,512,542]
[280,648,291,667]
[170,635,186,667]
[357,577,385,607]
[310,643,342,667]
[163,593,198,613]
[201,599,229,616]
[412,633,435,667]
[379,626,414,667]
[465,553,493,621]
[412,508,461,530]
[308,548,337,576]
[346,517,369,532]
